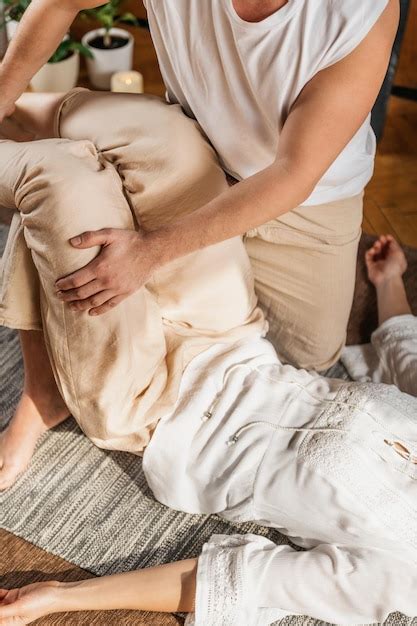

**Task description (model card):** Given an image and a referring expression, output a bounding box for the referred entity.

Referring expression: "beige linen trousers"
[0,89,266,453]
[245,193,363,370]
[0,89,362,452]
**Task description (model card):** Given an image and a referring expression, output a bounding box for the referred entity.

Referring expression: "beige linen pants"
[0,89,265,453]
[245,194,363,370]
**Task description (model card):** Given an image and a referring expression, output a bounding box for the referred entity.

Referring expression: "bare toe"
[0,466,21,491]
[0,450,25,490]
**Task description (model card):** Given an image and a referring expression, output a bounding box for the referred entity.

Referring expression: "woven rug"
[1,223,416,626]
[0,529,181,625]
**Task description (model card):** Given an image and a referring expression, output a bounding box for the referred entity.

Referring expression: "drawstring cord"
[254,366,417,459]
[201,361,417,459]
[201,362,254,422]
[225,420,348,447]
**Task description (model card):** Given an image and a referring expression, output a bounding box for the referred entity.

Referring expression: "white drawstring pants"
[143,314,417,625]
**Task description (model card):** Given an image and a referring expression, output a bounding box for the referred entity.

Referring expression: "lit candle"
[111,71,144,94]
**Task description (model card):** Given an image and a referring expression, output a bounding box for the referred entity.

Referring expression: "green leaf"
[70,42,94,59]
[48,39,72,64]
[47,37,93,63]
[2,0,31,22]
[78,0,139,31]
[102,15,114,30]
[119,12,138,24]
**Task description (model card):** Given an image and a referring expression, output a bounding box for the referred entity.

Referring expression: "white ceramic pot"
[5,18,19,41]
[30,51,80,93]
[82,27,134,90]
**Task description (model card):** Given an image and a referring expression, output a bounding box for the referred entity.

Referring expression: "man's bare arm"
[37,0,400,317]
[0,0,105,121]
[146,0,399,264]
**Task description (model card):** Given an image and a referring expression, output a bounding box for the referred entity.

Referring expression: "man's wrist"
[0,74,22,119]
[143,225,179,269]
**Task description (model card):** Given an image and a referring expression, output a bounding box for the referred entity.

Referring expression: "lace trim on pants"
[298,382,417,555]
[185,534,287,625]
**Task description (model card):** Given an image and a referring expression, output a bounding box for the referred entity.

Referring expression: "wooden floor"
[364,97,417,247]
[0,529,182,625]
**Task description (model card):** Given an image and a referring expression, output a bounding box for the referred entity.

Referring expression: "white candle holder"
[111,70,144,94]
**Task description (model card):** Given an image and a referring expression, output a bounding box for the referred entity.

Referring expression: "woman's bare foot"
[0,331,70,491]
[366,235,412,326]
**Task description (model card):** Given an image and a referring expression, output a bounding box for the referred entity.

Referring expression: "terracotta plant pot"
[82,27,134,90]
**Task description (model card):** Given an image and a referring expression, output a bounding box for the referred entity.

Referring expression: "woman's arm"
[0,0,106,121]
[56,0,400,317]
[0,559,197,623]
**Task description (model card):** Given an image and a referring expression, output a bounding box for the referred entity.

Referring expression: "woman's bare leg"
[0,92,66,141]
[0,329,69,491]
[366,234,411,325]
[0,101,70,490]
[0,559,197,623]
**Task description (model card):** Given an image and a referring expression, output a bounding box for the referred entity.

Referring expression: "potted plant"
[30,36,92,93]
[1,0,92,92]
[2,0,30,40]
[80,0,137,90]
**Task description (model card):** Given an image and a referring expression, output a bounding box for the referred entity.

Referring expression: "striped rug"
[0,224,414,626]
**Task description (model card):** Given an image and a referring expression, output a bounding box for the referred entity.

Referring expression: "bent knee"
[18,138,102,182]
[0,138,97,211]
[12,139,133,276]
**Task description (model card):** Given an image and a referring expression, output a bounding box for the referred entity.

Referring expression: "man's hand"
[0,103,16,125]
[55,228,157,316]
[0,107,36,142]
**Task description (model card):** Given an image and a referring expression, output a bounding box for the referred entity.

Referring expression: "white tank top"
[143,0,389,206]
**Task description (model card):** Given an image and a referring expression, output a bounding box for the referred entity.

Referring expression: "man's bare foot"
[366,235,412,326]
[0,331,70,491]
[365,234,408,287]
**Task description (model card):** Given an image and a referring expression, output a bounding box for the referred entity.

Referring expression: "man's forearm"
[148,160,315,267]
[0,0,77,114]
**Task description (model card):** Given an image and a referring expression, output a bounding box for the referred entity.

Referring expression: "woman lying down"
[0,89,417,626]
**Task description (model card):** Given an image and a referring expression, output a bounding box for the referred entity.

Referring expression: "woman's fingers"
[365,249,374,263]
[0,600,19,617]
[367,235,401,266]
[68,290,118,312]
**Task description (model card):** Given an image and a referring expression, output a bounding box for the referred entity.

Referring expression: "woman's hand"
[0,581,62,624]
[55,228,160,316]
